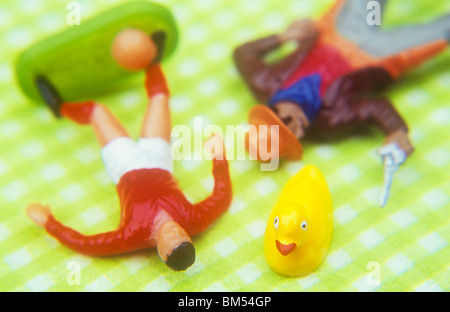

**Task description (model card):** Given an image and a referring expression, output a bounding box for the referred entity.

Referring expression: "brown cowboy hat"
[246,105,303,161]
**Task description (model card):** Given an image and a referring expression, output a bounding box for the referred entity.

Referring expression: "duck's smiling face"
[272,203,309,256]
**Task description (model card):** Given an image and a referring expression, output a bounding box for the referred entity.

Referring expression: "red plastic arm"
[44,215,130,256]
[188,158,233,236]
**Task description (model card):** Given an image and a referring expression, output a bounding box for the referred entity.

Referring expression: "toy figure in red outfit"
[27,29,232,271]
[234,0,449,206]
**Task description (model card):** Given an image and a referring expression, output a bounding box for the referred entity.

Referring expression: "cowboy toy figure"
[234,0,449,206]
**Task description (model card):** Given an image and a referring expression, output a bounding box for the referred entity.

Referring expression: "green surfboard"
[15,1,179,103]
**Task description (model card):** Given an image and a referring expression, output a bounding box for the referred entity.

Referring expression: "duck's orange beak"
[276,240,297,256]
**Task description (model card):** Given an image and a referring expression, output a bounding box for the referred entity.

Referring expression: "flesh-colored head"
[155,220,195,271]
[111,28,157,71]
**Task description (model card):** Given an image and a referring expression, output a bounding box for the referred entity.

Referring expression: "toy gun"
[377,143,407,207]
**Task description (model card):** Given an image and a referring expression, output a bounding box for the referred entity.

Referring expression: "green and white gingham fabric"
[0,0,449,292]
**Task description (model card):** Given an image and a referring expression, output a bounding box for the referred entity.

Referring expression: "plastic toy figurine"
[26,27,232,271]
[234,0,449,206]
[264,165,332,277]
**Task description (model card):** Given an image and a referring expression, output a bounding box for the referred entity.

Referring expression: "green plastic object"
[15,1,179,103]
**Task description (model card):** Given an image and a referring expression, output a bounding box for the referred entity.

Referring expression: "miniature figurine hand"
[377,129,413,207]
[27,203,51,227]
[382,129,414,156]
[279,19,318,42]
[204,134,225,160]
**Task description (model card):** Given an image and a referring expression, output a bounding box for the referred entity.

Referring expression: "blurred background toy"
[234,0,449,207]
[264,165,332,277]
[15,1,178,104]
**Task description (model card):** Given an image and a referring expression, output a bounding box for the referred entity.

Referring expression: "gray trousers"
[336,0,450,57]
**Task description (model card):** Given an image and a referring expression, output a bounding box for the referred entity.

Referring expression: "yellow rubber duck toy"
[264,165,333,277]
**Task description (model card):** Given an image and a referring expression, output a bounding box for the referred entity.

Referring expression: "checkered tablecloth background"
[0,0,449,292]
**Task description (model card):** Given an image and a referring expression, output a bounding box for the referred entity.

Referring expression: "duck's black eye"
[274,216,279,229]
[301,220,308,231]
